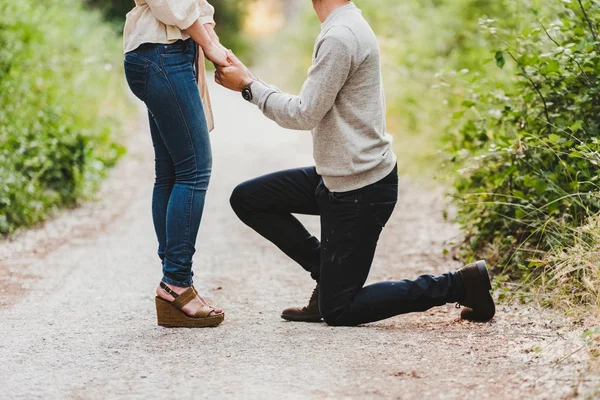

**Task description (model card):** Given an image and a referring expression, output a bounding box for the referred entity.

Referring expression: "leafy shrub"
[0,0,128,234]
[447,0,600,275]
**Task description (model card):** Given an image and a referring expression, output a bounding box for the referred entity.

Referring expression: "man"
[215,0,495,326]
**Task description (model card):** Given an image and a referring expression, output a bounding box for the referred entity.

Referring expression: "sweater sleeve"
[198,0,215,26]
[145,0,200,30]
[250,26,357,131]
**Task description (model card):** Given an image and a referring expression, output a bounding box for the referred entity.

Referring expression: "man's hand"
[215,51,254,92]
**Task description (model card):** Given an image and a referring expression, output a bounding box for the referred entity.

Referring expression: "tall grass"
[541,217,600,310]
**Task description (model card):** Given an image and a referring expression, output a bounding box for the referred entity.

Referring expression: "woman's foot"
[156,283,223,317]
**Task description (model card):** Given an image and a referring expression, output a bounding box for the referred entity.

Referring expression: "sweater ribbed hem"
[321,151,397,193]
[249,79,273,106]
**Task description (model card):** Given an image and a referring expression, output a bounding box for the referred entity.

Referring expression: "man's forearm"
[250,31,353,131]
[249,81,323,131]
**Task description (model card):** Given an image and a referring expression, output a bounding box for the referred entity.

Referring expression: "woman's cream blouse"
[123,0,215,53]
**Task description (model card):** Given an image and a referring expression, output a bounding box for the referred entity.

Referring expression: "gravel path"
[1,80,599,399]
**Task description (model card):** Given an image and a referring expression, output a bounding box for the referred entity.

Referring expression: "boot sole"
[155,297,224,328]
[280,312,322,323]
[461,260,495,322]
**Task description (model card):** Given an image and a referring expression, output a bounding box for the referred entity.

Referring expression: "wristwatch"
[242,81,254,102]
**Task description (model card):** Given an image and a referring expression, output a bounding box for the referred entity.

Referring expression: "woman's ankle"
[156,282,190,301]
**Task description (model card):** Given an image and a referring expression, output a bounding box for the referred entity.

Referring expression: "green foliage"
[447,0,600,274]
[212,0,251,55]
[0,0,128,234]
[86,0,131,28]
[256,5,319,92]
[356,0,546,177]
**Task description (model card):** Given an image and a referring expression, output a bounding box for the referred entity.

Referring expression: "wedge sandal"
[155,282,224,328]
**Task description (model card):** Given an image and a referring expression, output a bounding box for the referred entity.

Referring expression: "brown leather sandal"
[155,282,224,328]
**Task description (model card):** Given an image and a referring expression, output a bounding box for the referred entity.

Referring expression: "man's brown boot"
[281,284,322,322]
[457,260,495,322]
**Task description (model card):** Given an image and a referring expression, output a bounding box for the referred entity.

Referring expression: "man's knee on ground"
[320,301,356,327]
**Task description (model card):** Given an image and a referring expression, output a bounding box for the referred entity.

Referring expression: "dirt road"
[1,80,598,399]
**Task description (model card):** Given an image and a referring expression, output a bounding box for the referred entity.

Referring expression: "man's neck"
[313,0,351,24]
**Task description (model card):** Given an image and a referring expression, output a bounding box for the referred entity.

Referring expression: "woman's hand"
[184,20,230,67]
[214,51,254,92]
[204,43,231,67]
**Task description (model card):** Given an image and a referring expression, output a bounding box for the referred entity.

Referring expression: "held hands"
[214,51,254,92]
[204,43,230,68]
[185,21,231,68]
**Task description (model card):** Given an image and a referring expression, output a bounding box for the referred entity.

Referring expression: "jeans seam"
[160,49,200,285]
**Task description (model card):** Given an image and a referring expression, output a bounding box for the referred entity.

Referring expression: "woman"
[123,0,228,328]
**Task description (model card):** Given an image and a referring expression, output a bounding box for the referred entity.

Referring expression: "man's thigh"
[316,182,397,320]
[232,167,321,215]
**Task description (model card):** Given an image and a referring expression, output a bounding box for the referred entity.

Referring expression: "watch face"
[242,88,252,101]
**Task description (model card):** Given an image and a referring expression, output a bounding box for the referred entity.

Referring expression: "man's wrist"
[241,77,259,102]
[241,77,254,91]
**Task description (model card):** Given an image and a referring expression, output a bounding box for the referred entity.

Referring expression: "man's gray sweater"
[249,2,397,192]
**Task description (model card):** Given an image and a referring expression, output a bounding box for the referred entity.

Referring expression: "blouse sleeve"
[145,0,200,30]
[198,0,216,26]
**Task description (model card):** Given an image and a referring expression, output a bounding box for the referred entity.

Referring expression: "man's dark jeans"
[230,165,465,326]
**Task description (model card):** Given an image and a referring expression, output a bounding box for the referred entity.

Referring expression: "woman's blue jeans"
[124,39,211,287]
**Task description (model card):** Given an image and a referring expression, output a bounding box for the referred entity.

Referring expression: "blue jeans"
[230,166,465,326]
[124,39,211,287]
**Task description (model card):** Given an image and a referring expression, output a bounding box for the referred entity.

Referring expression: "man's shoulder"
[322,13,375,46]
[321,24,358,46]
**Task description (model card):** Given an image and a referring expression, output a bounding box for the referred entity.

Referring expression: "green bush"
[447,0,600,274]
[0,0,128,234]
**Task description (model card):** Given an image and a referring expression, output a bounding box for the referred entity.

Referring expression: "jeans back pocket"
[124,53,149,101]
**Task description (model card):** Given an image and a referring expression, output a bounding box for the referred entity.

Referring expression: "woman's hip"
[124,39,198,102]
